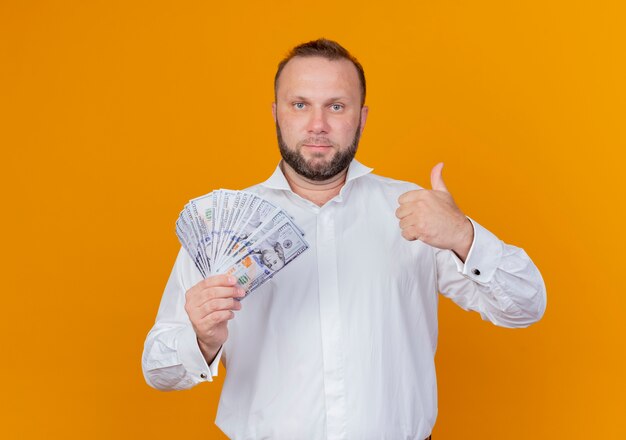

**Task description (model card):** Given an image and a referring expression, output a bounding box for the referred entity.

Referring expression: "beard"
[276,121,361,181]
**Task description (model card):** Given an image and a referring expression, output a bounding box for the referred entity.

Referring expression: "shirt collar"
[260,159,374,191]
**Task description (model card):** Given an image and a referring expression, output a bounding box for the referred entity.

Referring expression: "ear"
[272,102,277,123]
[359,105,369,136]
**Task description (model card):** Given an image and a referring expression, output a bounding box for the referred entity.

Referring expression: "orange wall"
[2,1,624,438]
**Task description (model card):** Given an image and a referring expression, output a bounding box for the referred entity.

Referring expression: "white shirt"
[142,160,546,440]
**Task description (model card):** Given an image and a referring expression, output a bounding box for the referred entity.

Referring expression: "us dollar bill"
[176,189,309,297]
[221,220,309,297]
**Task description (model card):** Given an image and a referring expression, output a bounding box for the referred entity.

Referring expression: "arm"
[141,248,242,390]
[396,163,546,326]
[436,218,546,327]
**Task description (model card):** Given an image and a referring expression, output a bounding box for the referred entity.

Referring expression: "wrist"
[197,338,221,365]
[452,217,474,262]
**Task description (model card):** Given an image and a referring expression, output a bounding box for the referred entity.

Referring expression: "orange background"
[2,1,625,438]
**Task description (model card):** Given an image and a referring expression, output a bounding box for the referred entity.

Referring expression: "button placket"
[316,207,348,439]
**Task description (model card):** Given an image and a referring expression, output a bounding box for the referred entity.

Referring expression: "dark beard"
[276,121,361,181]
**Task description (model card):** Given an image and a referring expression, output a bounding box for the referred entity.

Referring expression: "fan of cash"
[176,190,310,297]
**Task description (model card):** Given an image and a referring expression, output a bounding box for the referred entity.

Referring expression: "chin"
[306,151,335,163]
[306,159,333,172]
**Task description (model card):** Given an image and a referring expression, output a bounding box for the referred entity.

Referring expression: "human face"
[273,56,368,181]
[262,248,284,271]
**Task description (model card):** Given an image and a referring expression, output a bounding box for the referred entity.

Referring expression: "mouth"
[303,144,333,151]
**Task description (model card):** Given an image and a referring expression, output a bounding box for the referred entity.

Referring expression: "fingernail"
[228,276,236,284]
[238,288,246,297]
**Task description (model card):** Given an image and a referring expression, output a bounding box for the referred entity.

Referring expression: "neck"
[280,161,348,207]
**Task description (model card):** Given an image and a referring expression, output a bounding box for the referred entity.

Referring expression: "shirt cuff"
[451,217,504,284]
[177,325,223,382]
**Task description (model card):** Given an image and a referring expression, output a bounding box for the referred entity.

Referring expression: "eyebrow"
[289,95,349,103]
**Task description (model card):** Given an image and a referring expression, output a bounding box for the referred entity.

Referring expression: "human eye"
[330,103,344,112]
[293,102,306,110]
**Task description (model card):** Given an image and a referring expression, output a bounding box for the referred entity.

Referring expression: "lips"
[303,144,333,154]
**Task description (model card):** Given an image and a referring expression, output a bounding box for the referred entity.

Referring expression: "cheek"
[279,111,306,129]
[331,112,359,131]
[333,119,359,141]
[278,116,305,141]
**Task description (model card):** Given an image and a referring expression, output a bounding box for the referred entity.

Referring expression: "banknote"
[217,208,297,270]
[220,219,309,296]
[176,190,309,297]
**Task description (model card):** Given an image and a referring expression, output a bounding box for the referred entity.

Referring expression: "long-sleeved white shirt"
[142,160,546,440]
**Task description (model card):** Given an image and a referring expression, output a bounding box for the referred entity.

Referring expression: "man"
[142,39,546,440]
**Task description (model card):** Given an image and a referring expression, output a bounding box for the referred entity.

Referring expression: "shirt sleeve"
[435,218,547,328]
[141,248,224,390]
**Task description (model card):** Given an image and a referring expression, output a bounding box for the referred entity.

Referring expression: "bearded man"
[142,39,546,440]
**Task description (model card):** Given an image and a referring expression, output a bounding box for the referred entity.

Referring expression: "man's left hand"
[395,162,474,262]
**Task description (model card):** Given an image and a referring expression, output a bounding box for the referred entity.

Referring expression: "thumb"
[430,162,449,192]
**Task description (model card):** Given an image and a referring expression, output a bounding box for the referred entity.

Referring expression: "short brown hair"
[274,38,366,106]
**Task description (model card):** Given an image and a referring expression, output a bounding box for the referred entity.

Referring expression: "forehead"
[276,56,361,99]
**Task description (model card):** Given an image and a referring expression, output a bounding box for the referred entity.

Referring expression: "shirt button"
[200,373,207,379]
[472,268,481,276]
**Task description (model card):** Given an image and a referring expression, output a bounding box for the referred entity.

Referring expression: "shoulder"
[242,182,272,197]
[356,172,423,197]
[243,182,264,193]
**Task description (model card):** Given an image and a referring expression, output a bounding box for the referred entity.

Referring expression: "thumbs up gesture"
[395,163,474,261]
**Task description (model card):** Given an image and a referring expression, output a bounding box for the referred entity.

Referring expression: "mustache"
[298,138,338,147]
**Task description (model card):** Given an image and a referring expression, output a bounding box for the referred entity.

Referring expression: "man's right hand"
[184,274,245,364]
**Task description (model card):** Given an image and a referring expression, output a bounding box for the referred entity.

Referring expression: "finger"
[430,162,449,193]
[395,204,413,219]
[196,298,242,320]
[200,286,245,299]
[187,286,245,307]
[397,189,424,205]
[401,226,419,241]
[399,216,421,230]
[201,274,238,289]
[202,310,235,326]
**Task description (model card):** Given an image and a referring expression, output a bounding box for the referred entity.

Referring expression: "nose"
[307,107,330,134]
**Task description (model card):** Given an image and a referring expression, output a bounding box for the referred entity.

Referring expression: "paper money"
[221,220,309,293]
[176,190,309,298]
